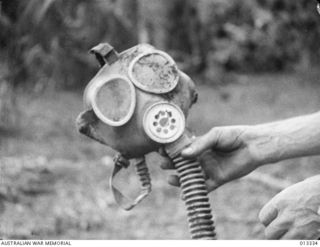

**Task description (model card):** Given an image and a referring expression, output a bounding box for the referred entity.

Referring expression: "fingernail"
[182,147,193,155]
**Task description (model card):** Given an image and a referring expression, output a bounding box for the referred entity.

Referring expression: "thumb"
[259,198,279,227]
[181,128,221,158]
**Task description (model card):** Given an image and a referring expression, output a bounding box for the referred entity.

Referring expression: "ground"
[1,71,320,239]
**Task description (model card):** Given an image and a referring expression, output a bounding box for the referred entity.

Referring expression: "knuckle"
[208,127,218,135]
[295,213,320,228]
[207,127,220,140]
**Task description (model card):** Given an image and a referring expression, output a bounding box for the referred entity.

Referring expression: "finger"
[281,230,298,240]
[282,217,320,239]
[281,230,309,240]
[182,128,221,158]
[264,223,288,240]
[158,147,168,157]
[170,173,218,193]
[168,175,180,187]
[259,201,279,227]
[156,149,174,169]
[263,211,291,239]
[205,179,219,192]
[160,157,174,170]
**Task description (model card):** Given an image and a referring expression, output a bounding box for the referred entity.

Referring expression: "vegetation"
[1,0,320,89]
[1,0,320,239]
[1,0,319,127]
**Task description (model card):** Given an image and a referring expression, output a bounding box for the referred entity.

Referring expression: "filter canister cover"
[143,102,185,144]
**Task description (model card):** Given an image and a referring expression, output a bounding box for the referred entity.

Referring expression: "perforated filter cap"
[143,102,185,144]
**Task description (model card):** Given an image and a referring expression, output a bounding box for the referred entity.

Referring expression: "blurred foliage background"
[1,0,320,127]
[1,0,320,88]
[1,0,320,240]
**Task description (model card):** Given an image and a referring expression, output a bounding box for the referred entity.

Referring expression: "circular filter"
[92,75,136,126]
[143,102,185,144]
[128,51,179,94]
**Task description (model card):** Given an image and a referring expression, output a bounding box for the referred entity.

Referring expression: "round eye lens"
[129,51,179,94]
[92,76,135,126]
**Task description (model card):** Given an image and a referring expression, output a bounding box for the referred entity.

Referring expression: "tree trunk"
[137,0,171,49]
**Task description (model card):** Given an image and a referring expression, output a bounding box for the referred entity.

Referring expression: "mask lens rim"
[128,51,179,94]
[91,75,136,126]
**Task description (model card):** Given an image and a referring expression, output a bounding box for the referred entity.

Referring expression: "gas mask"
[79,43,197,158]
[76,43,216,239]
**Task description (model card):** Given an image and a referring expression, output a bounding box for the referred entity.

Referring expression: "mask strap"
[90,43,119,67]
[110,154,152,211]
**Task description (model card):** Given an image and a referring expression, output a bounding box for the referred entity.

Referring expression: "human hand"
[160,125,264,192]
[259,175,320,239]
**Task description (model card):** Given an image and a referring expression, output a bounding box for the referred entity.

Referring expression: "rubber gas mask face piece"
[85,49,179,127]
[78,43,197,158]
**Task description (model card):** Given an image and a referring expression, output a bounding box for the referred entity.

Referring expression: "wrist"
[244,124,284,167]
